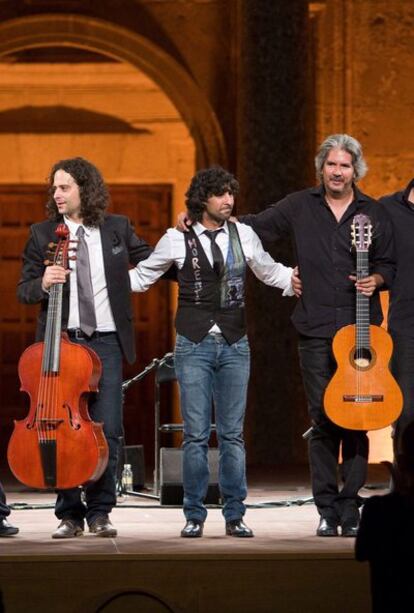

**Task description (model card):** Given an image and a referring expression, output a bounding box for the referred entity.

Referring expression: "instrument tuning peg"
[48,242,57,250]
[69,255,77,261]
[44,259,51,266]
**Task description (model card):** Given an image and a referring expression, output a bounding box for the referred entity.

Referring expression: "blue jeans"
[174,333,250,522]
[55,332,123,526]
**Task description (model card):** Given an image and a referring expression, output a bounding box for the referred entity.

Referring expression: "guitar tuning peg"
[44,259,51,266]
[69,255,77,261]
[48,242,57,250]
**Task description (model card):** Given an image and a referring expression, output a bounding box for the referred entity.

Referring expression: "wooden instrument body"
[8,335,108,489]
[324,323,403,430]
[8,224,108,490]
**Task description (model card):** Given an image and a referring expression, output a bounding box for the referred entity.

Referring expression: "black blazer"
[17,214,153,364]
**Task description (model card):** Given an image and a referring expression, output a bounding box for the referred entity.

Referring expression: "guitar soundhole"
[353,347,372,368]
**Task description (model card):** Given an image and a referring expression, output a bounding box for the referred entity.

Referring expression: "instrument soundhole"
[353,347,372,368]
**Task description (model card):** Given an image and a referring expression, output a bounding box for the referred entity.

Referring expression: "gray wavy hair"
[314,134,368,182]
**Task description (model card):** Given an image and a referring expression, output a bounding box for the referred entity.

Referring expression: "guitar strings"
[38,241,65,450]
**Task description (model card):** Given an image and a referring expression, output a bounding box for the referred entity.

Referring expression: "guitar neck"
[356,250,370,349]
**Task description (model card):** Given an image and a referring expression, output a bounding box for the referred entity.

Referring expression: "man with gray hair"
[239,134,395,537]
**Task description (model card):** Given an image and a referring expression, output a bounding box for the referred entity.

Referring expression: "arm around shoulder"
[240,223,295,295]
[129,231,176,292]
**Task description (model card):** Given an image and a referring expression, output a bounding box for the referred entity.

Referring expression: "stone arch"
[0,14,227,167]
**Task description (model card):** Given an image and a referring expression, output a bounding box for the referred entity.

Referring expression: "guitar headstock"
[351,214,372,252]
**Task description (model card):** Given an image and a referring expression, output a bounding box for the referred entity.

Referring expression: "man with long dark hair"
[130,166,295,538]
[17,157,153,538]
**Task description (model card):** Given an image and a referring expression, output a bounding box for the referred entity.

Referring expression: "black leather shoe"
[226,519,254,538]
[341,522,359,537]
[316,518,338,537]
[52,519,83,539]
[0,518,19,537]
[89,515,117,537]
[181,519,204,538]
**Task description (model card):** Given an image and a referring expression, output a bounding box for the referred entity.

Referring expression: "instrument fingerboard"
[351,214,373,352]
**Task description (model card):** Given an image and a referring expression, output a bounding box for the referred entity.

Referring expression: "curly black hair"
[185,166,239,222]
[46,157,109,227]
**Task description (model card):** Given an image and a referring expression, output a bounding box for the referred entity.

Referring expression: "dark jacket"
[17,214,152,364]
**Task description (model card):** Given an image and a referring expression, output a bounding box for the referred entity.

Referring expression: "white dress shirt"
[64,216,116,331]
[129,221,294,297]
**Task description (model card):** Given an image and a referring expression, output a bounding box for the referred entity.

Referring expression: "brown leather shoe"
[89,515,117,537]
[52,519,83,539]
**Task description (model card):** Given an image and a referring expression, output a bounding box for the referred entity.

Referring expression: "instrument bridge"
[36,418,64,431]
[343,395,384,403]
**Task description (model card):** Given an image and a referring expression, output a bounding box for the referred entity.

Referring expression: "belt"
[67,329,116,340]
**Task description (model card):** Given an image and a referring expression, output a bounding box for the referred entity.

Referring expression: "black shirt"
[380,178,414,336]
[240,185,395,338]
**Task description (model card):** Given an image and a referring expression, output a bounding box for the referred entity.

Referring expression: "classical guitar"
[324,213,402,431]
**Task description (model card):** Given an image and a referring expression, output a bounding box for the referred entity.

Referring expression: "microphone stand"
[118,352,174,501]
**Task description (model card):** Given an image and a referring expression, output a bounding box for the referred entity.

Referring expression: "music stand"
[119,351,174,501]
[153,354,177,495]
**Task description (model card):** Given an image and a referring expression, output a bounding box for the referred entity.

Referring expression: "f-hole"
[63,403,81,430]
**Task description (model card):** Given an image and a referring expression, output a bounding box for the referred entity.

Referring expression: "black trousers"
[55,333,123,526]
[390,331,414,454]
[298,335,369,525]
[0,481,10,518]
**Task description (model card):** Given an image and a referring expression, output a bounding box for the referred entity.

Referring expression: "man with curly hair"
[17,157,153,539]
[130,166,295,538]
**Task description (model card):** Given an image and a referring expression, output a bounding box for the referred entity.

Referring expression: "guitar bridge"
[343,395,384,403]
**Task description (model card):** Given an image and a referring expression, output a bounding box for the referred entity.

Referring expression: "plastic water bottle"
[121,463,133,493]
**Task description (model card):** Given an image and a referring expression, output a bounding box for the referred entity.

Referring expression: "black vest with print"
[175,222,247,344]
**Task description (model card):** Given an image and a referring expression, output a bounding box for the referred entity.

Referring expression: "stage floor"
[0,466,387,612]
[1,464,389,555]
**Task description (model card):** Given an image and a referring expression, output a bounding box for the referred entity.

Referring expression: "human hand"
[42,265,69,291]
[176,211,192,232]
[291,266,302,297]
[349,273,384,297]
